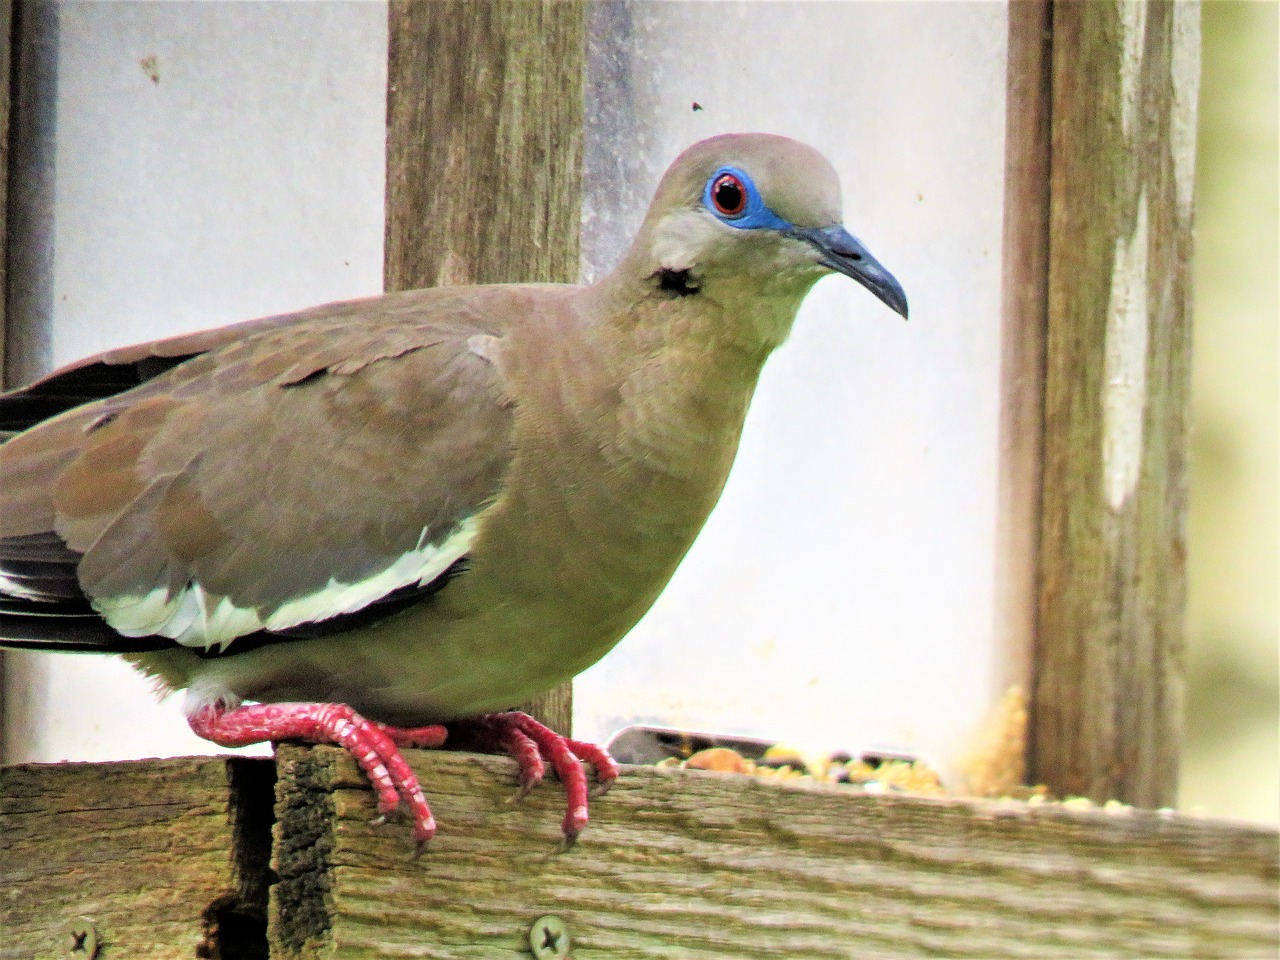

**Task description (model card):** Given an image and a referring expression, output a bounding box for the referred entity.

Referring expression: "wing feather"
[0,288,518,653]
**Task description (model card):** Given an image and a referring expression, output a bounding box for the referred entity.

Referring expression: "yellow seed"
[684,747,752,774]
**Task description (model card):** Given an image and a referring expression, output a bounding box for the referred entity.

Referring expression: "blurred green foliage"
[1182,1,1278,824]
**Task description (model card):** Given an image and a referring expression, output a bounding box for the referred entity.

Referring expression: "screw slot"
[64,917,99,959]
[528,914,570,959]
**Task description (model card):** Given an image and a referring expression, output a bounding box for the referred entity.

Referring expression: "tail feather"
[0,334,208,655]
[0,532,83,563]
[0,532,167,652]
[0,572,83,601]
[0,591,171,652]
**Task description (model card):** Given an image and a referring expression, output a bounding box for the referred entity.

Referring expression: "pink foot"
[188,701,447,847]
[455,711,620,845]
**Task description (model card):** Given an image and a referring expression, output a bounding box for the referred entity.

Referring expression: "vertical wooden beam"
[383,1,587,733]
[384,1,585,291]
[0,0,11,383]
[994,0,1052,710]
[0,0,15,756]
[1033,1,1199,807]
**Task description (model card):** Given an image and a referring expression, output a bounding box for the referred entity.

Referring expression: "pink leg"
[188,701,447,847]
[372,721,449,750]
[460,711,620,845]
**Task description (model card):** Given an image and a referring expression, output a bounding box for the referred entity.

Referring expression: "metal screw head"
[64,917,99,959]
[529,914,571,959]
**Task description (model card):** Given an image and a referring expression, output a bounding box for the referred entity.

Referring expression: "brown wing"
[0,288,516,652]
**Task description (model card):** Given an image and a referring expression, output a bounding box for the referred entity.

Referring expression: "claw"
[454,711,617,844]
[511,782,535,804]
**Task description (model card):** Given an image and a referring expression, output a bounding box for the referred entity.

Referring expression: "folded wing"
[0,290,516,653]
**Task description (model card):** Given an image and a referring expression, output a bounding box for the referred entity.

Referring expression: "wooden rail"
[3,746,1276,959]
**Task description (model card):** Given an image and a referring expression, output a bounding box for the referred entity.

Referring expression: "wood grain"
[383,0,586,291]
[0,756,275,960]
[0,0,12,755]
[269,744,1278,960]
[995,0,1052,703]
[382,1,587,735]
[0,0,54,393]
[1033,1,1198,807]
[0,0,12,383]
[4,751,1274,957]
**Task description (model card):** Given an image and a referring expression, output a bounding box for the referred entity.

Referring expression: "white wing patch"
[94,517,479,651]
[0,570,47,601]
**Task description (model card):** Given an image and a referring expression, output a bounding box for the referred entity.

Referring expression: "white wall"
[575,1,1010,769]
[4,0,389,761]
[5,1,1011,777]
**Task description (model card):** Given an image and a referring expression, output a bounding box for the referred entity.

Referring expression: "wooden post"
[383,1,585,289]
[382,1,586,734]
[1032,2,1198,806]
[0,0,11,382]
[995,0,1052,709]
[0,0,14,753]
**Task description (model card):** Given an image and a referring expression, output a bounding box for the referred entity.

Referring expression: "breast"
[441,324,760,685]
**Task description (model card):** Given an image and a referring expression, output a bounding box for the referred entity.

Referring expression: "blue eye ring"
[701,166,794,232]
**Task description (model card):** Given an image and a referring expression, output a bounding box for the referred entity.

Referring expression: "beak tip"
[877,280,909,320]
[870,277,909,321]
[891,291,909,321]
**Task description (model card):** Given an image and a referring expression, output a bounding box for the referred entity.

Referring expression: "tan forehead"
[661,133,844,228]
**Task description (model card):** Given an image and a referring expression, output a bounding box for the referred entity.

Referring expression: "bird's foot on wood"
[188,701,447,848]
[453,711,620,845]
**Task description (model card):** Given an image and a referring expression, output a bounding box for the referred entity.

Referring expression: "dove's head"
[620,133,907,347]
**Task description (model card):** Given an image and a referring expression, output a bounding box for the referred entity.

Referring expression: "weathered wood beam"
[383,0,585,289]
[268,745,1278,959]
[382,0,587,734]
[0,0,12,383]
[995,0,1052,706]
[4,750,1276,958]
[0,0,12,756]
[1033,0,1199,807]
[1,756,275,960]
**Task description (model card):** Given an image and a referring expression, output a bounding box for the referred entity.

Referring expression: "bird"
[0,132,907,848]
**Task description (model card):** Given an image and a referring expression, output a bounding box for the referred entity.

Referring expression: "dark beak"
[790,224,909,319]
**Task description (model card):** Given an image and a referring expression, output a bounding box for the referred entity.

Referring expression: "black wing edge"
[0,354,195,433]
[0,610,175,653]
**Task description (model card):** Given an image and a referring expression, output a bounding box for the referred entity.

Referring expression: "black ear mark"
[652,268,701,298]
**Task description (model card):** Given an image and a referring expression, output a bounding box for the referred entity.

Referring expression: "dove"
[0,132,907,846]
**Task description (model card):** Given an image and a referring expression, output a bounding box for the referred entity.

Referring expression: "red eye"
[711,173,746,216]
